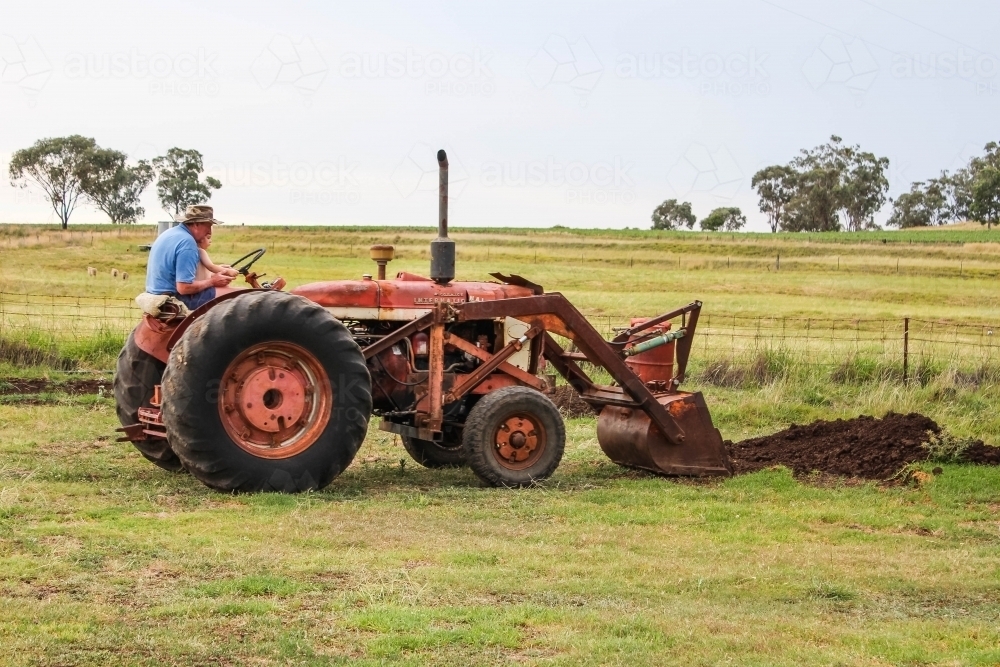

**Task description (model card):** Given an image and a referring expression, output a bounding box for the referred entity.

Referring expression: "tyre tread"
[113,330,183,472]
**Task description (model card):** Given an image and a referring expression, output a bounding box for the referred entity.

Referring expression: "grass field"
[2,223,1000,664]
[5,223,1000,321]
[2,400,1000,666]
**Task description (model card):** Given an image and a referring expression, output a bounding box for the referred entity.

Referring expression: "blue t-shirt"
[145,224,215,309]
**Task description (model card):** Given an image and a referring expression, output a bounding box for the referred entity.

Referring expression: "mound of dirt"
[728,412,1000,479]
[960,441,1000,465]
[550,385,599,418]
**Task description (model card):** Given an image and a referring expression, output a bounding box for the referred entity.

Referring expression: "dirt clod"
[728,412,1000,480]
[550,385,599,418]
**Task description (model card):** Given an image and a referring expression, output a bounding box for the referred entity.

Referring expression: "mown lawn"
[2,397,999,666]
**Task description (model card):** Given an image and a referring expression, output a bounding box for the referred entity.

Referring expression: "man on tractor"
[146,205,234,310]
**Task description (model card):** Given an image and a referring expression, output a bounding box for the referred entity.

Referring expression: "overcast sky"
[1,0,998,231]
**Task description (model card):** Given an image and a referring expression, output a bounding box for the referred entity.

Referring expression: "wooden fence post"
[903,317,910,382]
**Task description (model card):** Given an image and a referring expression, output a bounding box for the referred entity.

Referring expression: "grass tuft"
[923,430,979,463]
[698,349,794,388]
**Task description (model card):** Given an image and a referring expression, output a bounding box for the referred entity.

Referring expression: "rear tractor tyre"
[401,429,466,468]
[114,329,184,472]
[161,291,373,493]
[463,386,565,487]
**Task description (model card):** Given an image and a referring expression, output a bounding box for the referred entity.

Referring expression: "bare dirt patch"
[0,378,107,395]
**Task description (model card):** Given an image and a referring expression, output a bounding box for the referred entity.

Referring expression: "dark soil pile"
[960,441,1000,465]
[728,412,1000,479]
[550,385,599,418]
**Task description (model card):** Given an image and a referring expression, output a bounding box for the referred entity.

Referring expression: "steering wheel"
[230,248,266,275]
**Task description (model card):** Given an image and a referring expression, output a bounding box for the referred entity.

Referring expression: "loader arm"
[454,294,694,446]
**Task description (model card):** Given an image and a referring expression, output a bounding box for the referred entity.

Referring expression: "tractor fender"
[133,315,177,364]
[164,289,269,355]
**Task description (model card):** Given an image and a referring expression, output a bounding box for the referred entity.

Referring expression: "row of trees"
[652,136,888,233]
[658,136,1000,231]
[651,200,747,231]
[8,136,221,228]
[751,136,889,233]
[887,142,1000,229]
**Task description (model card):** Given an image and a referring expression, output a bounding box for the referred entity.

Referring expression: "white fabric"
[135,292,190,318]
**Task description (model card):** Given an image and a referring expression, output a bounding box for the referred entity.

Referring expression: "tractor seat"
[135,293,191,321]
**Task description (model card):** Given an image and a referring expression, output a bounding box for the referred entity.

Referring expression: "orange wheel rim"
[218,342,332,459]
[492,413,546,470]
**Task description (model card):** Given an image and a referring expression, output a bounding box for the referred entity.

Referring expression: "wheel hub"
[238,367,307,433]
[219,342,332,459]
[494,414,545,470]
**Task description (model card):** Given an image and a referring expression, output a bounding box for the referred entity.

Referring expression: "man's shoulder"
[157,225,196,249]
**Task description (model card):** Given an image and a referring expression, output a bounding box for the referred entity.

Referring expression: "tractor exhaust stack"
[430,149,455,285]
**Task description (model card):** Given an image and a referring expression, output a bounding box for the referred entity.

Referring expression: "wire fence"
[3,291,1000,375]
[0,292,140,341]
[589,314,1000,375]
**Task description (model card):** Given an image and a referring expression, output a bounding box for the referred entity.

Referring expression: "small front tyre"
[463,386,565,487]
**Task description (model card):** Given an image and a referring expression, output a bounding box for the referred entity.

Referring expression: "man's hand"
[176,274,233,295]
[211,273,234,287]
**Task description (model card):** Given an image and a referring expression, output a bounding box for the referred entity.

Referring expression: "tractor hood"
[291,272,535,321]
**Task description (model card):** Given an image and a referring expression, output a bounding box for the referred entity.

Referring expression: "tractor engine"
[292,270,540,440]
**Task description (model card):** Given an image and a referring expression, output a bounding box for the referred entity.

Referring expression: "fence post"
[903,317,909,383]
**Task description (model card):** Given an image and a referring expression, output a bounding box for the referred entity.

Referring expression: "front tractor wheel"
[463,386,565,487]
[161,291,372,492]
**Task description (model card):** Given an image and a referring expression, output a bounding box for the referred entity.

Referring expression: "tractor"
[114,150,732,492]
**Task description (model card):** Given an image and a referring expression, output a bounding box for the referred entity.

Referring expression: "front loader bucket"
[596,392,732,476]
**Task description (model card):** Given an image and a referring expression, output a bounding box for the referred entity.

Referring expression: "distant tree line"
[653,136,1000,232]
[8,136,221,228]
[887,142,1000,230]
[652,135,888,233]
[650,199,746,232]
[750,135,890,233]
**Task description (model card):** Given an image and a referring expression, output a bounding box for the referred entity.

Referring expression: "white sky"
[1,0,998,231]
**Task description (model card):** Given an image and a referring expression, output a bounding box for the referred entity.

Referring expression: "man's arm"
[176,273,231,294]
[176,237,231,294]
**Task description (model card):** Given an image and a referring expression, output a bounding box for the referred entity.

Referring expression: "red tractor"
[115,150,731,492]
